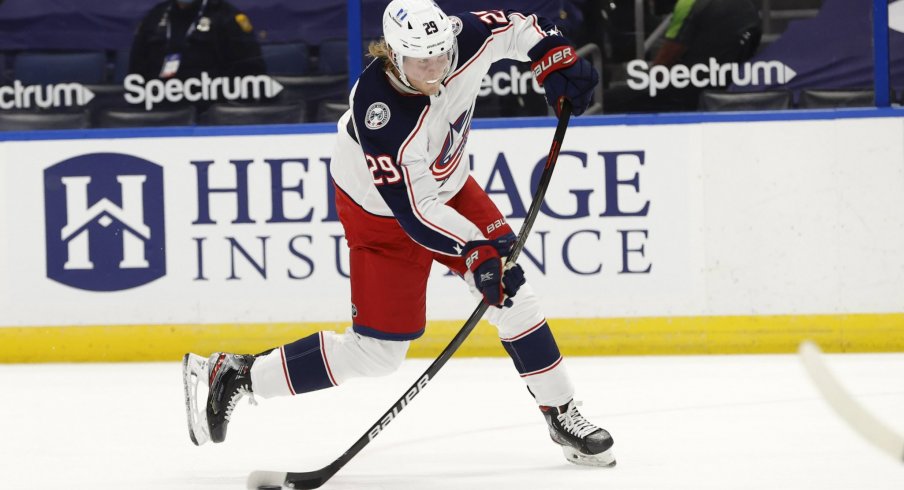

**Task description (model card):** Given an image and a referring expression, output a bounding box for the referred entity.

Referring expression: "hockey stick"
[247,101,573,490]
[798,340,904,463]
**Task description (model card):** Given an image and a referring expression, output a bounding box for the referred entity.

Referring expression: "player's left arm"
[471,9,599,116]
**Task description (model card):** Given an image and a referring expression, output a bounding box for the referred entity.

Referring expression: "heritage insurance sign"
[0,124,696,326]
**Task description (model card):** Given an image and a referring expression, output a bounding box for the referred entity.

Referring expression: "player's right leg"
[183,351,256,445]
[183,331,411,446]
[184,185,433,446]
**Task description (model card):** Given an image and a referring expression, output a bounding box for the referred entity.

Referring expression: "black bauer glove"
[461,237,526,308]
[528,36,600,116]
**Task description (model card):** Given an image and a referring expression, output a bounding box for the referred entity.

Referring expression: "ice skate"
[182,352,211,446]
[206,352,257,443]
[182,352,257,446]
[540,400,616,467]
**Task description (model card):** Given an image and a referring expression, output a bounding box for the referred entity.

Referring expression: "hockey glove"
[529,37,599,116]
[462,238,526,308]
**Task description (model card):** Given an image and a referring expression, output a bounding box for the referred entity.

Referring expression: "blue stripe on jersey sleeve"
[351,63,464,256]
[522,11,559,33]
[375,177,465,255]
[455,11,559,67]
[454,12,495,62]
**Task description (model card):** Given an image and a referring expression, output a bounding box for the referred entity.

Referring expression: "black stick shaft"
[279,102,573,489]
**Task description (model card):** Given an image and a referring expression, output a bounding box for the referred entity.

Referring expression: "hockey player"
[183,0,614,468]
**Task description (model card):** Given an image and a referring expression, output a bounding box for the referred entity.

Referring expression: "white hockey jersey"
[329,9,559,256]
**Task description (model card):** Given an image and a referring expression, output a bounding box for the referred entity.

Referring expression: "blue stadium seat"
[318,40,348,75]
[260,43,311,76]
[13,51,108,85]
[0,53,8,82]
[698,90,792,111]
[199,103,306,125]
[113,48,131,83]
[272,74,346,122]
[798,89,875,109]
[83,84,129,122]
[0,111,90,131]
[316,100,349,122]
[95,106,196,128]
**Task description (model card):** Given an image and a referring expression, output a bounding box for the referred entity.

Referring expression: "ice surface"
[1,353,902,489]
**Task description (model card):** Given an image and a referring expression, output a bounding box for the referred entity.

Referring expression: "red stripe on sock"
[520,355,563,378]
[319,332,338,387]
[279,346,296,396]
[501,319,547,342]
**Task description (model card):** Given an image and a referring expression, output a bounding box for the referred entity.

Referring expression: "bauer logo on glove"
[531,46,577,83]
[465,250,480,269]
[528,36,600,116]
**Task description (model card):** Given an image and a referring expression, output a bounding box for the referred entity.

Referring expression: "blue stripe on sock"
[283,333,334,394]
[501,323,561,375]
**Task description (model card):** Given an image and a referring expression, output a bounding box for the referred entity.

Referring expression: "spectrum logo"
[627,58,797,96]
[124,73,284,110]
[0,82,95,109]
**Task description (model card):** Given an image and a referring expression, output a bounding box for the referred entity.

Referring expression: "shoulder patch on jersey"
[364,102,391,130]
[450,16,463,35]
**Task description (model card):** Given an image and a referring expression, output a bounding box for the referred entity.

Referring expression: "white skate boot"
[182,352,257,446]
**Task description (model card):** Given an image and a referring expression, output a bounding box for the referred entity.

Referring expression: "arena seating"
[699,90,793,111]
[13,51,107,85]
[199,103,306,125]
[317,40,349,75]
[316,100,349,122]
[95,106,196,128]
[797,89,875,109]
[260,43,311,76]
[0,110,90,130]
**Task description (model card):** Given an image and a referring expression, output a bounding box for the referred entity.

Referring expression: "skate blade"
[562,446,616,467]
[182,353,211,446]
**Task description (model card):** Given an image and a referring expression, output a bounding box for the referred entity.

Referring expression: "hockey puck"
[257,486,282,490]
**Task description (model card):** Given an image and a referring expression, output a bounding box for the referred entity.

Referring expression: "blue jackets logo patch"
[365,102,391,130]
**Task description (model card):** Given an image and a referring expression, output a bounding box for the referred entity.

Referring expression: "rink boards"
[1,110,903,361]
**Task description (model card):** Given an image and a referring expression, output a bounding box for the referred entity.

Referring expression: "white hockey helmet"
[382,0,456,86]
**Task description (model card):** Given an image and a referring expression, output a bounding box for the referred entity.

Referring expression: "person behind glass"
[128,0,265,82]
[604,0,761,113]
[183,0,617,469]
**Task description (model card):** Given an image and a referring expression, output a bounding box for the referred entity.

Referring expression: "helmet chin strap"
[390,51,414,89]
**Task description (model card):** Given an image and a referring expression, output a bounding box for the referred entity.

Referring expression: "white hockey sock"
[251,347,292,399]
[475,281,576,407]
[250,328,410,399]
[523,359,575,407]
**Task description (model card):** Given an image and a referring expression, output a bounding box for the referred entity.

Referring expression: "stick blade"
[247,471,287,489]
[284,471,332,489]
[798,340,904,462]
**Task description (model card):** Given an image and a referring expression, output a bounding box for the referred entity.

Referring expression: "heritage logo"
[43,153,166,291]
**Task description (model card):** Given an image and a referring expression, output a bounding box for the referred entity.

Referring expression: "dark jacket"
[129,0,265,80]
[664,0,761,66]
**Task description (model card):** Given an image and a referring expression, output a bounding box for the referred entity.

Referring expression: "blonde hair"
[367,38,396,72]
